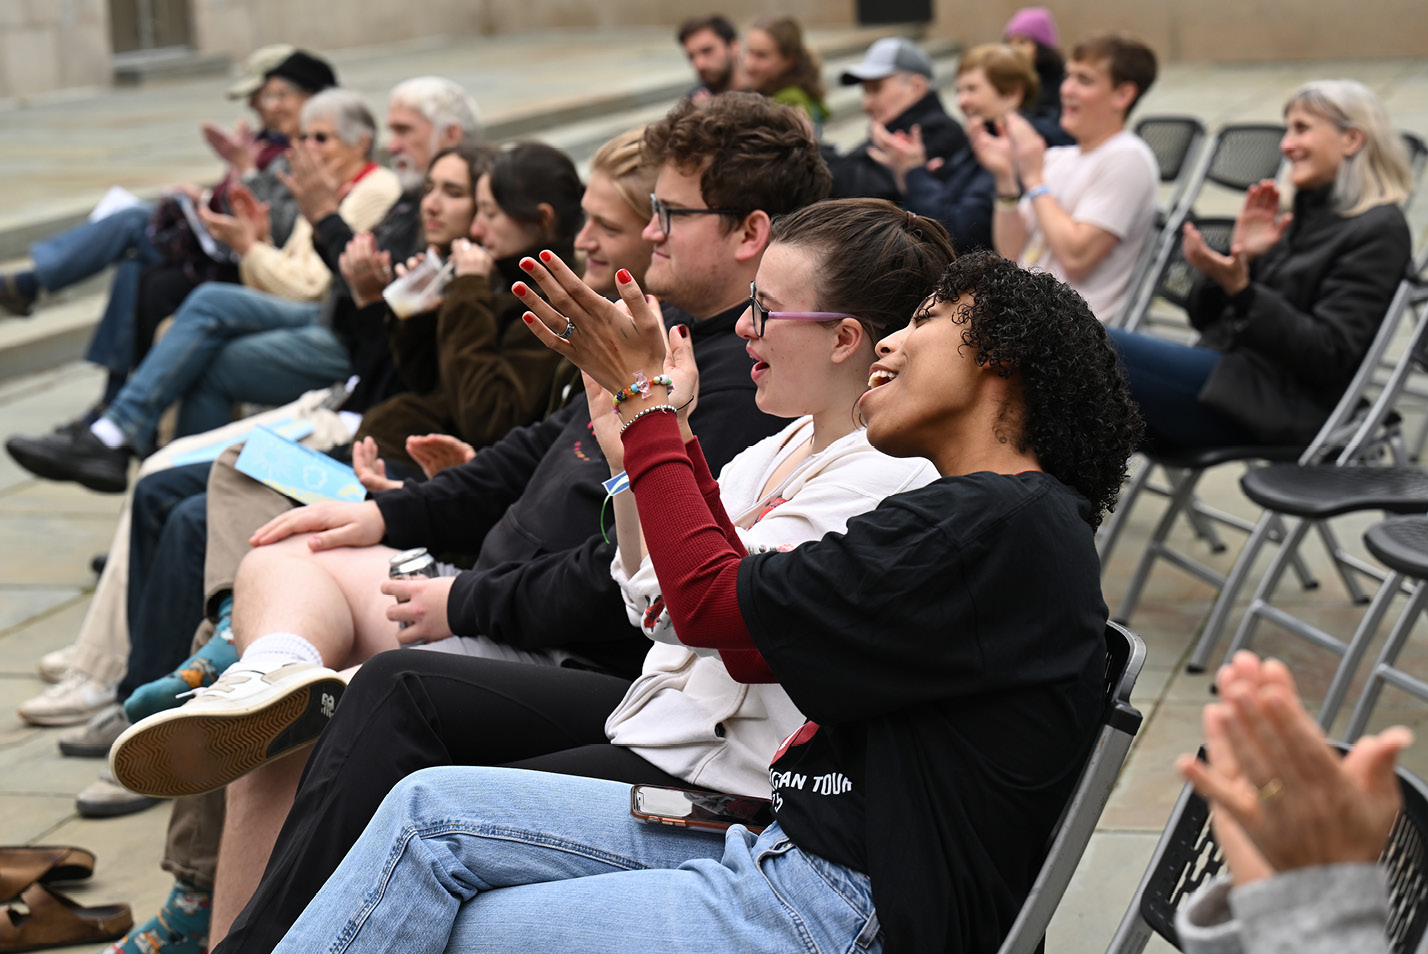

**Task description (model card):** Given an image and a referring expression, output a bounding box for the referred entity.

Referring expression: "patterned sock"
[101,879,210,954]
[123,597,237,724]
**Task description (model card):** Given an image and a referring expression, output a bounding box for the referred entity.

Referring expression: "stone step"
[0,29,963,383]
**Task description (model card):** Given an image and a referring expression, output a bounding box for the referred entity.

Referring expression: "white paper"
[89,186,146,222]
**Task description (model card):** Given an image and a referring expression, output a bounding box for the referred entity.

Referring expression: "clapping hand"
[1183,221,1251,296]
[1177,652,1411,886]
[198,183,269,256]
[351,436,403,492]
[514,251,669,398]
[406,433,476,477]
[1232,180,1293,263]
[338,233,394,308]
[202,119,259,173]
[277,141,341,225]
[868,123,933,192]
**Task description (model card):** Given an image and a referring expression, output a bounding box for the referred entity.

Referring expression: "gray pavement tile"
[1047,831,1177,954]
[0,600,90,675]
[0,587,84,640]
[0,513,119,586]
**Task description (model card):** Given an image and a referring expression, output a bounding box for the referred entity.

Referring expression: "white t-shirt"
[1018,129,1158,321]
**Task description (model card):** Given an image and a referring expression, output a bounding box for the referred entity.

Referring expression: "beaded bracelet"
[619,403,677,434]
[1025,184,1051,201]
[611,370,674,409]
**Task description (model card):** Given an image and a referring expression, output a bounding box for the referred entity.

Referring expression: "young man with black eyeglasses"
[111,92,832,954]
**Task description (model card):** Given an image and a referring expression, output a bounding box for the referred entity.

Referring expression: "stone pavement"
[0,28,1427,954]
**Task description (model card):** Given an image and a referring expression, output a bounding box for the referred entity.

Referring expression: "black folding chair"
[996,622,1146,954]
[1106,745,1428,954]
[1187,248,1428,678]
[1118,123,1284,334]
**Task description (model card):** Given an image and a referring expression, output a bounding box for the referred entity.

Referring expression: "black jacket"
[310,191,425,414]
[902,149,995,253]
[1190,186,1411,444]
[828,90,967,204]
[373,301,784,678]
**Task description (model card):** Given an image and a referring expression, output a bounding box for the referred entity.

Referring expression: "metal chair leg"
[1187,513,1280,673]
[1115,468,1201,624]
[1218,518,1317,664]
[1319,570,1412,729]
[1343,577,1428,741]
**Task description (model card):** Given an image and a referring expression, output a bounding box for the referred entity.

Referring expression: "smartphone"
[630,785,774,834]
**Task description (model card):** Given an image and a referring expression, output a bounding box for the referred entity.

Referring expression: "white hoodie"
[606,417,937,796]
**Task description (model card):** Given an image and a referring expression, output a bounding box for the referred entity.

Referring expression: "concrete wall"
[474,0,852,33]
[187,0,479,60]
[5,0,1426,100]
[930,0,1428,62]
[0,0,111,99]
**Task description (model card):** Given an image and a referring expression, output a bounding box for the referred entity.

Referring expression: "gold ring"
[1257,778,1284,802]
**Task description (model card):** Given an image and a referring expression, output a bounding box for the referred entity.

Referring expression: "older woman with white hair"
[1108,79,1413,448]
[6,85,401,486]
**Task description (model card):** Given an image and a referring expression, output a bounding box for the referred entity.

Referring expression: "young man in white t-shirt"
[973,32,1159,320]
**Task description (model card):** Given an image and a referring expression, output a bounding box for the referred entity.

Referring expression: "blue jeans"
[119,465,211,702]
[272,768,882,954]
[30,204,162,375]
[103,283,333,454]
[175,325,350,438]
[1107,328,1258,448]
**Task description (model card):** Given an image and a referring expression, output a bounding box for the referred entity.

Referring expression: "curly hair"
[927,251,1143,526]
[642,92,831,223]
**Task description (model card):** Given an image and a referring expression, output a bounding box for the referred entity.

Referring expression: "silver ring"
[556,318,576,341]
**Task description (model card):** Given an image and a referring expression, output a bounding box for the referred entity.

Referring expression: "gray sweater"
[1176,864,1391,954]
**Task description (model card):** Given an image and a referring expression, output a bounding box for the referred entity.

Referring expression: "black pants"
[216,649,687,954]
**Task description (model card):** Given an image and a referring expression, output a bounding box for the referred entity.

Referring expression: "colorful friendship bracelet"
[611,370,674,409]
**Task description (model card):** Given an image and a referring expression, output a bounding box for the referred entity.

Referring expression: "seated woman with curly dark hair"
[263,249,1143,954]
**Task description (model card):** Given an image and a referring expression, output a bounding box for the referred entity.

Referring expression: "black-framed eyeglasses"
[748,280,861,338]
[299,131,331,144]
[649,193,744,234]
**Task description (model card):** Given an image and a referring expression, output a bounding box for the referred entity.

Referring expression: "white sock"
[89,417,128,450]
[240,632,324,670]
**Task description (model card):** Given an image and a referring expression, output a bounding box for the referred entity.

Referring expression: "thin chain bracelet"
[619,404,677,434]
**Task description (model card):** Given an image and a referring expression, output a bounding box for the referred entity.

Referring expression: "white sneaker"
[109,659,345,798]
[36,645,77,683]
[18,672,117,726]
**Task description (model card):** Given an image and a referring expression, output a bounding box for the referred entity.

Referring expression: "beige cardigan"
[238,164,401,302]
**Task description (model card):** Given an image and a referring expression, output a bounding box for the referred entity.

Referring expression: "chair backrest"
[1154,217,1234,314]
[1109,743,1428,954]
[1402,131,1427,206]
[995,622,1146,954]
[1134,116,1208,215]
[1200,123,1287,195]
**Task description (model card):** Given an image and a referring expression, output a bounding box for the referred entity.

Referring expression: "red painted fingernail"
[513,283,527,296]
[678,325,690,338]
[617,269,632,284]
[519,257,536,271]
[522,312,535,324]
[539,250,553,263]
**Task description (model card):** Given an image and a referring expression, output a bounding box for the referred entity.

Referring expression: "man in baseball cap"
[827,36,966,203]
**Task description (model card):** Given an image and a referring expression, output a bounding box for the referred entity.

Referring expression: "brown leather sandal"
[0,882,131,952]
[0,848,96,902]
